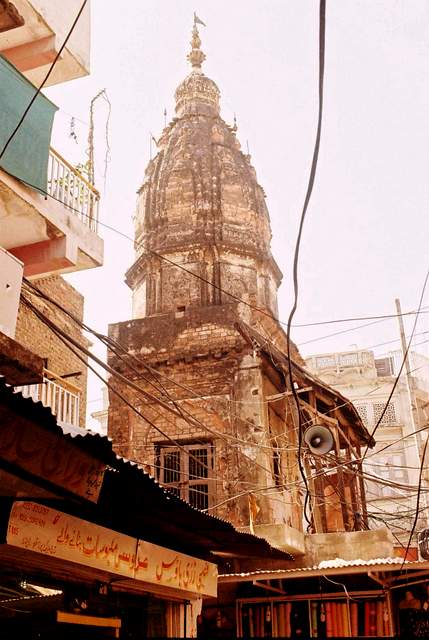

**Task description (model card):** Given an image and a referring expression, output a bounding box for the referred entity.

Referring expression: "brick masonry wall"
[107,304,299,528]
[15,276,88,427]
[107,359,249,525]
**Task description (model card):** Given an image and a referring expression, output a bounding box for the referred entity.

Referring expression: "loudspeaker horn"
[304,424,334,455]
[418,529,429,560]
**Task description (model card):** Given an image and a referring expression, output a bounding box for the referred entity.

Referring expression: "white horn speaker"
[304,425,334,455]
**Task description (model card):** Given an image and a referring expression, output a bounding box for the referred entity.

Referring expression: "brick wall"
[107,304,300,529]
[15,276,88,426]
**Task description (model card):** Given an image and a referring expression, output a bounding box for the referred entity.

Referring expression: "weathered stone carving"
[128,24,282,321]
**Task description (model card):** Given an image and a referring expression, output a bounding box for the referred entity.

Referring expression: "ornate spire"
[175,14,219,117]
[187,14,206,70]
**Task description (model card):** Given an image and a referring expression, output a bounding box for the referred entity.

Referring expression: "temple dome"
[175,70,220,117]
[136,103,272,258]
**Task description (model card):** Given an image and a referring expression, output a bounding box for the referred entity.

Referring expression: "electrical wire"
[295,312,429,328]
[22,280,302,457]
[361,269,429,462]
[0,0,88,160]
[21,289,289,489]
[25,283,424,520]
[27,281,384,515]
[284,0,325,529]
[299,316,396,347]
[366,330,429,352]
[5,163,428,339]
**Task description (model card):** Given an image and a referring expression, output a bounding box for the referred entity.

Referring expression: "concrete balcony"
[0,146,103,278]
[0,0,90,86]
[239,523,306,557]
[15,367,81,428]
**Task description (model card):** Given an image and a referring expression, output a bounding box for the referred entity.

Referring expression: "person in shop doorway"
[421,584,429,612]
[399,590,421,610]
[399,589,422,639]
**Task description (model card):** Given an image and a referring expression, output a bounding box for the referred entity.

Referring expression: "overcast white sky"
[45,1,429,414]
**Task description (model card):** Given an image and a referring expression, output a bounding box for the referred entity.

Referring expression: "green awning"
[0,54,58,193]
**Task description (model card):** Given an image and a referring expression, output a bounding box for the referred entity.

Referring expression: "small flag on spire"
[194,12,206,27]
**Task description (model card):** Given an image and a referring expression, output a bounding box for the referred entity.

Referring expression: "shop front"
[216,558,429,638]
[0,382,289,638]
[0,500,217,638]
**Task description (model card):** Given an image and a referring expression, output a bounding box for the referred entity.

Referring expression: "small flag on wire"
[194,12,206,27]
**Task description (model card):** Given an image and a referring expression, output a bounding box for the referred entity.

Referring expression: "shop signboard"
[0,413,105,501]
[7,501,217,598]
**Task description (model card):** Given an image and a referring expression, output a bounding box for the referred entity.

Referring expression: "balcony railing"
[15,368,81,428]
[47,148,100,233]
[306,350,374,372]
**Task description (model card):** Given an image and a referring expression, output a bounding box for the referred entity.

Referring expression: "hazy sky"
[44,1,429,415]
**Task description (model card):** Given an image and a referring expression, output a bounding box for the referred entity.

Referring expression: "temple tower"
[108,22,304,531]
[127,23,282,329]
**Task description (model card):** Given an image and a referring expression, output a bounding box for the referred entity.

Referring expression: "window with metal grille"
[156,443,214,510]
[339,353,359,367]
[365,446,409,498]
[374,356,395,377]
[315,355,336,369]
[372,401,397,425]
[354,403,369,427]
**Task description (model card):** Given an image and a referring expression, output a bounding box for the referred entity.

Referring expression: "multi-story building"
[107,20,386,557]
[0,0,103,429]
[305,348,429,549]
[104,22,429,637]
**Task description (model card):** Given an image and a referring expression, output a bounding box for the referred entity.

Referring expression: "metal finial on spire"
[187,14,206,70]
[232,113,238,132]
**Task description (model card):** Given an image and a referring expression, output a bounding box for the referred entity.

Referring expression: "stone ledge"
[304,528,395,566]
[238,523,306,557]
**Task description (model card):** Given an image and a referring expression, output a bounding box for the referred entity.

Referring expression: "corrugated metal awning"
[219,557,429,582]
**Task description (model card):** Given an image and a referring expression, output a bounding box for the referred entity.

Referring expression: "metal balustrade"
[307,350,374,372]
[15,368,81,428]
[47,148,100,232]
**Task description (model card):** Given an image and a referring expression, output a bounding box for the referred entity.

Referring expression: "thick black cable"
[22,297,254,505]
[20,295,216,478]
[24,278,290,475]
[286,0,326,530]
[24,274,429,498]
[21,289,283,484]
[0,0,88,160]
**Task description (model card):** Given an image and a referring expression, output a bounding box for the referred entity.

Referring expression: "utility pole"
[396,298,419,439]
[395,298,427,527]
